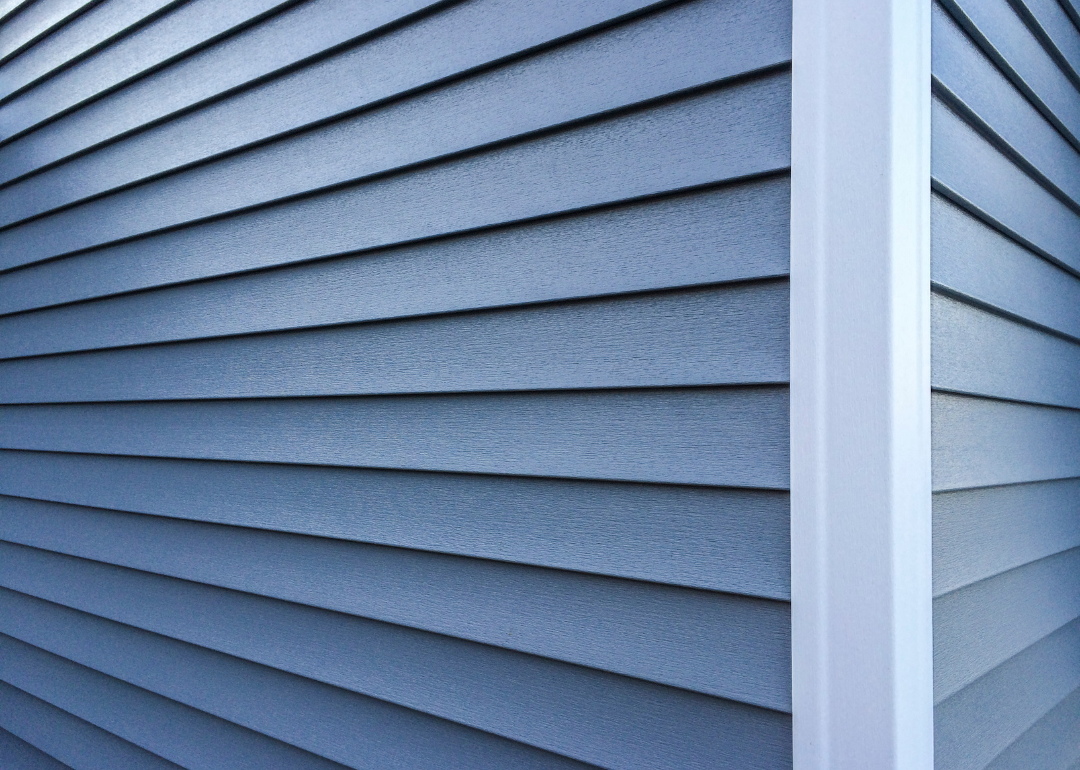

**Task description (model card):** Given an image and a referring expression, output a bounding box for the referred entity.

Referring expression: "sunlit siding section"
[0,0,794,764]
[0,0,793,767]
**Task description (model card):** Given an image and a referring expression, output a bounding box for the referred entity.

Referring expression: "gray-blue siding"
[0,0,793,768]
[932,0,1080,767]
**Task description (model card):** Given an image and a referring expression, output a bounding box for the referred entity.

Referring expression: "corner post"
[790,0,933,767]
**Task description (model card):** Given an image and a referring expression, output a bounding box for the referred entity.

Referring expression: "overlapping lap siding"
[0,0,794,768]
[931,0,1080,766]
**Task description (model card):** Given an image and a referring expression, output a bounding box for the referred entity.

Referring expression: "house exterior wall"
[930,0,1080,767]
[0,1,794,767]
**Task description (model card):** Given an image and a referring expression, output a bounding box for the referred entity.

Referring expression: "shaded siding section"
[0,726,71,770]
[932,0,1080,767]
[0,0,793,768]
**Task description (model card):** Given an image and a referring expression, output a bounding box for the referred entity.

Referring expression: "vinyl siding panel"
[933,479,1080,595]
[0,71,791,270]
[986,685,1080,770]
[934,619,1080,770]
[0,680,185,770]
[0,591,616,770]
[0,0,791,226]
[0,551,790,769]
[0,727,70,770]
[932,292,1080,408]
[0,389,790,487]
[0,632,357,770]
[932,0,1080,766]
[932,96,1080,273]
[934,548,1080,701]
[940,0,1080,142]
[0,0,96,67]
[1020,0,1080,81]
[0,0,440,180]
[0,178,789,346]
[0,82,789,300]
[0,0,181,105]
[933,4,1080,213]
[0,283,790,401]
[932,194,1080,342]
[0,451,790,598]
[0,2,33,27]
[0,0,772,189]
[0,0,297,142]
[0,516,792,708]
[0,0,793,766]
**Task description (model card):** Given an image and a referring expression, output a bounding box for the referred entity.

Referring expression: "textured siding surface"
[0,1,793,768]
[932,0,1080,767]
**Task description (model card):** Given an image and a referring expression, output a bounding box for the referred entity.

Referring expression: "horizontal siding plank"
[0,451,791,598]
[0,1,33,25]
[0,283,789,402]
[0,0,694,191]
[931,391,1080,490]
[0,588,595,770]
[0,388,791,488]
[0,1,794,767]
[0,680,184,770]
[0,0,296,142]
[0,546,794,769]
[987,684,1080,770]
[0,177,789,331]
[0,0,179,105]
[931,290,1080,407]
[0,632,357,770]
[0,149,789,322]
[932,96,1080,276]
[934,547,1080,701]
[0,0,94,67]
[934,618,1080,770]
[1016,0,1080,83]
[933,479,1080,596]
[0,0,447,183]
[0,727,70,770]
[931,193,1080,342]
[0,505,792,706]
[0,0,792,228]
[940,0,1080,145]
[0,70,792,271]
[932,1,1080,209]
[931,0,1080,759]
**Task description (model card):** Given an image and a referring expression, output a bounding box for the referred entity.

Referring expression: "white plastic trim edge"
[790,0,933,768]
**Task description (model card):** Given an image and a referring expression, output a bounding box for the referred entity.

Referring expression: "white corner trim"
[790,0,933,768]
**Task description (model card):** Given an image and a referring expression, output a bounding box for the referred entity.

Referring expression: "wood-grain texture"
[931,0,1080,767]
[0,0,793,767]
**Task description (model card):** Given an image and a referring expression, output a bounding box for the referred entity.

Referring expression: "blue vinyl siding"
[0,0,96,68]
[0,1,793,768]
[0,680,186,770]
[932,0,1080,767]
[0,725,70,770]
